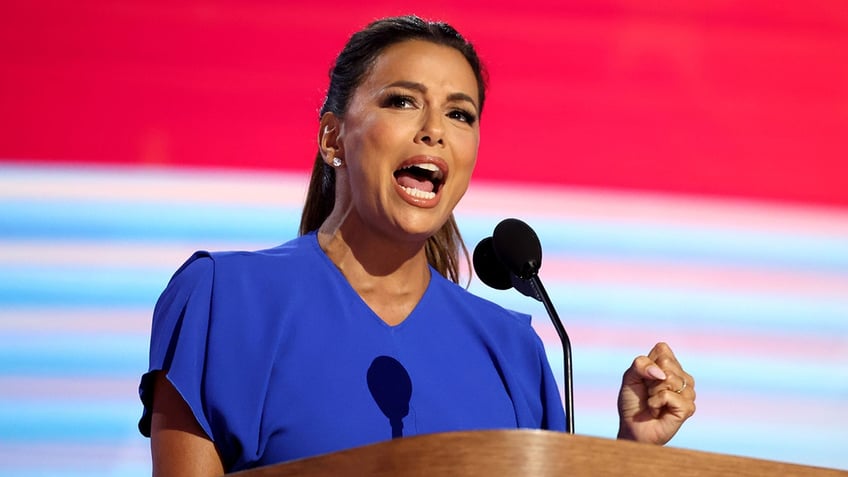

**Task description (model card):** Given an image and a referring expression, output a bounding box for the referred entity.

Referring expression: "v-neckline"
[309,232,433,329]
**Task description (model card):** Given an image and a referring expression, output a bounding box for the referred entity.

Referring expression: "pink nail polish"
[648,365,667,380]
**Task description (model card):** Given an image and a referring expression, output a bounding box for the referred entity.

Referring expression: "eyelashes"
[448,108,477,125]
[383,93,416,109]
[382,93,477,126]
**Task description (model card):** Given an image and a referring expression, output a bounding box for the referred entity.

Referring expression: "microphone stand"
[528,274,574,434]
[482,217,575,434]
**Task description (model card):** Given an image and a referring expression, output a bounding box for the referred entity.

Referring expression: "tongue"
[396,172,434,193]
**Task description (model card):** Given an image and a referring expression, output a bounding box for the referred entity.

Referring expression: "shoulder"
[173,233,318,276]
[205,233,317,265]
[157,234,324,307]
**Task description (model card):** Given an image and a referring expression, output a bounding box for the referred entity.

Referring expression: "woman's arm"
[150,372,225,477]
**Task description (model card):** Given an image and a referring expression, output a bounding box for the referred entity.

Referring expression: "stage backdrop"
[1,2,847,476]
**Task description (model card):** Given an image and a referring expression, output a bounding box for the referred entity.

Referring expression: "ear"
[318,112,342,165]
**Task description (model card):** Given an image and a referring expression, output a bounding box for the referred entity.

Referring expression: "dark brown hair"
[298,15,487,284]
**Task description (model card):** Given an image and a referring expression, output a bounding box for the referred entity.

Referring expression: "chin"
[394,216,447,242]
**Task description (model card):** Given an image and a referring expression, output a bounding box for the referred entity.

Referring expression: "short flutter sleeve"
[138,252,215,439]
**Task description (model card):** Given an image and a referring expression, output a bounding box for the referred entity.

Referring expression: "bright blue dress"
[138,232,565,471]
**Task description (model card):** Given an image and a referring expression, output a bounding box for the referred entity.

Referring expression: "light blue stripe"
[544,346,848,399]
[0,333,147,376]
[457,215,848,274]
[545,283,848,332]
[672,419,848,470]
[0,470,149,477]
[0,266,169,306]
[468,281,848,332]
[0,200,300,242]
[0,400,140,441]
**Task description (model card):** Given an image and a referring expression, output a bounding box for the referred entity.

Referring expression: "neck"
[318,209,431,326]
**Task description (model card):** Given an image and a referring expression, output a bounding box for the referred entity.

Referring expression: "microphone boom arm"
[529,274,574,435]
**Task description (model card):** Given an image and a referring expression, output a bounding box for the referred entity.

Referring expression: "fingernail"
[647,365,667,380]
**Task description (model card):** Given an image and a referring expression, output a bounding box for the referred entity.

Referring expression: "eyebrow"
[385,80,479,112]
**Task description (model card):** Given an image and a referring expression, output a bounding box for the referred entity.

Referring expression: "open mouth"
[393,162,445,200]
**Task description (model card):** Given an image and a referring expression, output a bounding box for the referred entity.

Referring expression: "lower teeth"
[401,185,435,200]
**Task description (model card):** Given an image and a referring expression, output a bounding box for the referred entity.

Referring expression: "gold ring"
[675,377,687,394]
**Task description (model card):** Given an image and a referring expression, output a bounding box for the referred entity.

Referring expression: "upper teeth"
[403,163,440,172]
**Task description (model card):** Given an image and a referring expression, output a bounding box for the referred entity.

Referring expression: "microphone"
[473,236,541,300]
[473,218,575,434]
[472,236,512,290]
[492,218,542,280]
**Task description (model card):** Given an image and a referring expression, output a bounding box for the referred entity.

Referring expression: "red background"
[2,0,847,206]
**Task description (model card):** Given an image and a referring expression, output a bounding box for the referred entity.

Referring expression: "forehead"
[360,39,479,101]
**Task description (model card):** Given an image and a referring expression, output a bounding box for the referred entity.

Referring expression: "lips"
[393,157,447,203]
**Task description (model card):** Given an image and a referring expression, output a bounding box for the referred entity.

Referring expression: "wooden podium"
[232,430,847,476]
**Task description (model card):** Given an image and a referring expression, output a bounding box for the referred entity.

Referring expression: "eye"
[448,108,477,125]
[384,94,417,109]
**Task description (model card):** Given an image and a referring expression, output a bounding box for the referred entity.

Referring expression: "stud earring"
[332,157,343,167]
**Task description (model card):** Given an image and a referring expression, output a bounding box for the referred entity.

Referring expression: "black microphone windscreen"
[472,236,513,290]
[492,218,542,279]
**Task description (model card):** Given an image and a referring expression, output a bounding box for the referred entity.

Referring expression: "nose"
[414,110,444,146]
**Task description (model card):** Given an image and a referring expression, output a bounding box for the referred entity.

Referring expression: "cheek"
[452,139,479,194]
[360,115,407,148]
[456,133,480,171]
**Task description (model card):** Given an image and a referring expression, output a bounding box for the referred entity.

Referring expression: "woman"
[139,15,696,476]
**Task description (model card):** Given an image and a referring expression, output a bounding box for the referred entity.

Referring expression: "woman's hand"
[616,342,696,445]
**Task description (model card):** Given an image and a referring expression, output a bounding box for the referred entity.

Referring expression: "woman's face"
[333,39,481,244]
